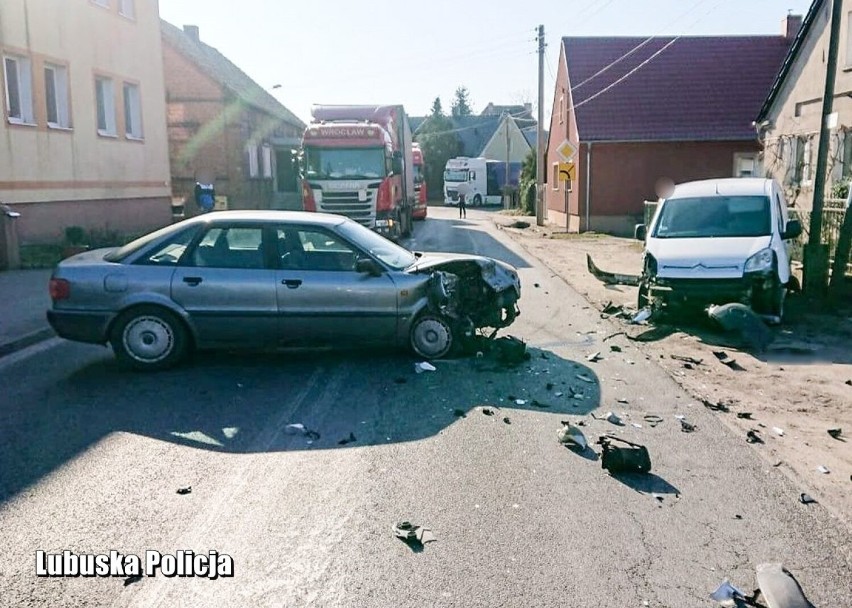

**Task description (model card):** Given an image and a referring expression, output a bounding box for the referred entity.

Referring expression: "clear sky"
[158,0,815,124]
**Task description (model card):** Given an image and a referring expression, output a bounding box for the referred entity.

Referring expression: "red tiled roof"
[563,36,791,142]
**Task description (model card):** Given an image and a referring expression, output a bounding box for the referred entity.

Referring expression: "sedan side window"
[135,227,197,266]
[277,228,358,271]
[191,227,266,269]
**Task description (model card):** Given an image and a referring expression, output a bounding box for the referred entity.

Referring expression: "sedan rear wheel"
[410,314,453,359]
[111,306,188,370]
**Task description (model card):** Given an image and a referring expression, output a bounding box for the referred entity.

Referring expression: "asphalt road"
[1,207,850,607]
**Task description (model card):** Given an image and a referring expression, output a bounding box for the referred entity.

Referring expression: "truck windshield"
[305,147,386,179]
[653,196,771,239]
[444,169,468,182]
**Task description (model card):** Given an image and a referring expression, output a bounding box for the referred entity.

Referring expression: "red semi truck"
[412,142,427,220]
[300,105,415,239]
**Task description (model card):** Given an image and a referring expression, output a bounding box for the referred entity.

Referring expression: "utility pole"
[803,0,843,295]
[536,24,545,226]
[505,111,510,204]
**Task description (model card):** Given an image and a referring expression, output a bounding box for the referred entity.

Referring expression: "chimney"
[782,13,802,41]
[183,25,200,42]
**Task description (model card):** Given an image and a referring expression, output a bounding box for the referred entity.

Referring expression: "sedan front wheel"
[410,314,453,359]
[110,305,189,370]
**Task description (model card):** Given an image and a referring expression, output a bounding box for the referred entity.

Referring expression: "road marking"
[0,337,64,370]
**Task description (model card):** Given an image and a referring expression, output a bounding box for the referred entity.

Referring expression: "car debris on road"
[176,486,192,495]
[557,421,588,450]
[414,361,437,374]
[393,521,436,548]
[597,435,652,474]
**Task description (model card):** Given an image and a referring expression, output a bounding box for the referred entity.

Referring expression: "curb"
[0,328,56,359]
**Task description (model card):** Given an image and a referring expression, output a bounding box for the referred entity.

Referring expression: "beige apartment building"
[0,0,171,244]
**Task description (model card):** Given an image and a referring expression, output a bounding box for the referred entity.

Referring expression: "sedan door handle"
[282,279,302,289]
[182,276,203,286]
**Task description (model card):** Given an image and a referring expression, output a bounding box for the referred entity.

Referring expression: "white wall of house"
[762,2,852,208]
[481,116,532,163]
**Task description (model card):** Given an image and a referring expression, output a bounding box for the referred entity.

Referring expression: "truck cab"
[300,105,415,240]
[412,143,428,220]
[443,157,487,207]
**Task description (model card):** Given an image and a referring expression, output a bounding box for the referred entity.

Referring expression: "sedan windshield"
[653,195,771,239]
[336,220,416,270]
[305,147,386,179]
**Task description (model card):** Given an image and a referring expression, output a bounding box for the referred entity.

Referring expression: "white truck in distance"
[443,157,496,207]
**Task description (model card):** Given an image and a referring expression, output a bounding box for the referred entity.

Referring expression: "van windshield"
[653,195,771,239]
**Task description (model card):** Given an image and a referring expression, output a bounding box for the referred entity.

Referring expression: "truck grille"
[319,191,376,226]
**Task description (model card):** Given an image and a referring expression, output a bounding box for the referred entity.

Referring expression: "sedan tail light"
[49,278,70,301]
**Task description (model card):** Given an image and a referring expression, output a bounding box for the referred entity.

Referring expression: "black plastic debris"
[493,336,528,365]
[680,419,697,433]
[539,352,549,360]
[799,493,817,504]
[597,435,651,473]
[846,379,852,386]
[503,417,512,425]
[481,408,495,416]
[702,399,730,413]
[746,430,764,444]
[671,354,703,365]
[176,486,192,495]
[305,430,321,441]
[643,414,663,428]
[534,282,540,288]
[453,409,467,418]
[827,428,843,440]
[610,345,623,352]
[394,377,408,384]
[546,382,554,391]
[338,432,357,446]
[124,574,143,586]
[531,399,551,408]
[734,514,743,520]
[737,412,754,420]
[712,351,746,371]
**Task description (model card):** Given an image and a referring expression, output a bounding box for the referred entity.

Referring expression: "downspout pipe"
[585,142,592,232]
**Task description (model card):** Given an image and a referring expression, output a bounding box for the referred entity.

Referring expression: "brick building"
[160,21,305,214]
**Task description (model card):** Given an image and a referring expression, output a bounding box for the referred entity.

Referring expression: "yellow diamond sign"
[556,139,577,162]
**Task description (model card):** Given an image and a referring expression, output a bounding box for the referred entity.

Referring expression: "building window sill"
[125,134,145,142]
[97,130,118,138]
[7,118,36,127]
[47,123,73,132]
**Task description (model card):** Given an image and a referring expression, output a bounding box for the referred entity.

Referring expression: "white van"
[443,157,488,206]
[634,177,801,323]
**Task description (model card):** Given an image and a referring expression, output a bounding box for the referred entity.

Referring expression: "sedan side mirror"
[355,257,383,276]
[782,219,802,240]
[634,224,647,241]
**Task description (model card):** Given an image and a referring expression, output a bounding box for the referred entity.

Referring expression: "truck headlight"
[744,248,774,274]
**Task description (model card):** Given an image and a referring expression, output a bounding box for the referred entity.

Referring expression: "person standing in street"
[456,180,469,219]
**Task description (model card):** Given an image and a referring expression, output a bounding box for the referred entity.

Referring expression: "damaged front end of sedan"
[408,254,521,357]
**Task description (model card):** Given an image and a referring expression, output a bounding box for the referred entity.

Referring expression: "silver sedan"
[47,211,521,370]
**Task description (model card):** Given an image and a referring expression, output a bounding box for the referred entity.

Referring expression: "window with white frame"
[262,145,273,178]
[118,0,135,18]
[551,163,559,190]
[3,55,34,124]
[247,144,259,177]
[800,137,813,184]
[123,82,142,139]
[733,153,756,178]
[44,63,71,128]
[95,77,116,136]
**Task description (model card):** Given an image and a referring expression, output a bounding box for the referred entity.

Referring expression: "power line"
[571,0,726,110]
[414,109,534,138]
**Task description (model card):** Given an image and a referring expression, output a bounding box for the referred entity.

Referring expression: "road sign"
[556,139,577,162]
[558,162,576,182]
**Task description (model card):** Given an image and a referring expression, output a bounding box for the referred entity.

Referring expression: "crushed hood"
[408,253,521,294]
[648,236,771,278]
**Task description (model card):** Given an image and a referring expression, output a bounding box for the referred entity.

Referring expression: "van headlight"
[744,248,774,274]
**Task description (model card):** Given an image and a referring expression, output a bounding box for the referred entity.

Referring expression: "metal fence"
[788,198,847,265]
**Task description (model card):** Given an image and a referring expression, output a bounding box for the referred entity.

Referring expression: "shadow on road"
[0,345,602,504]
[609,471,680,496]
